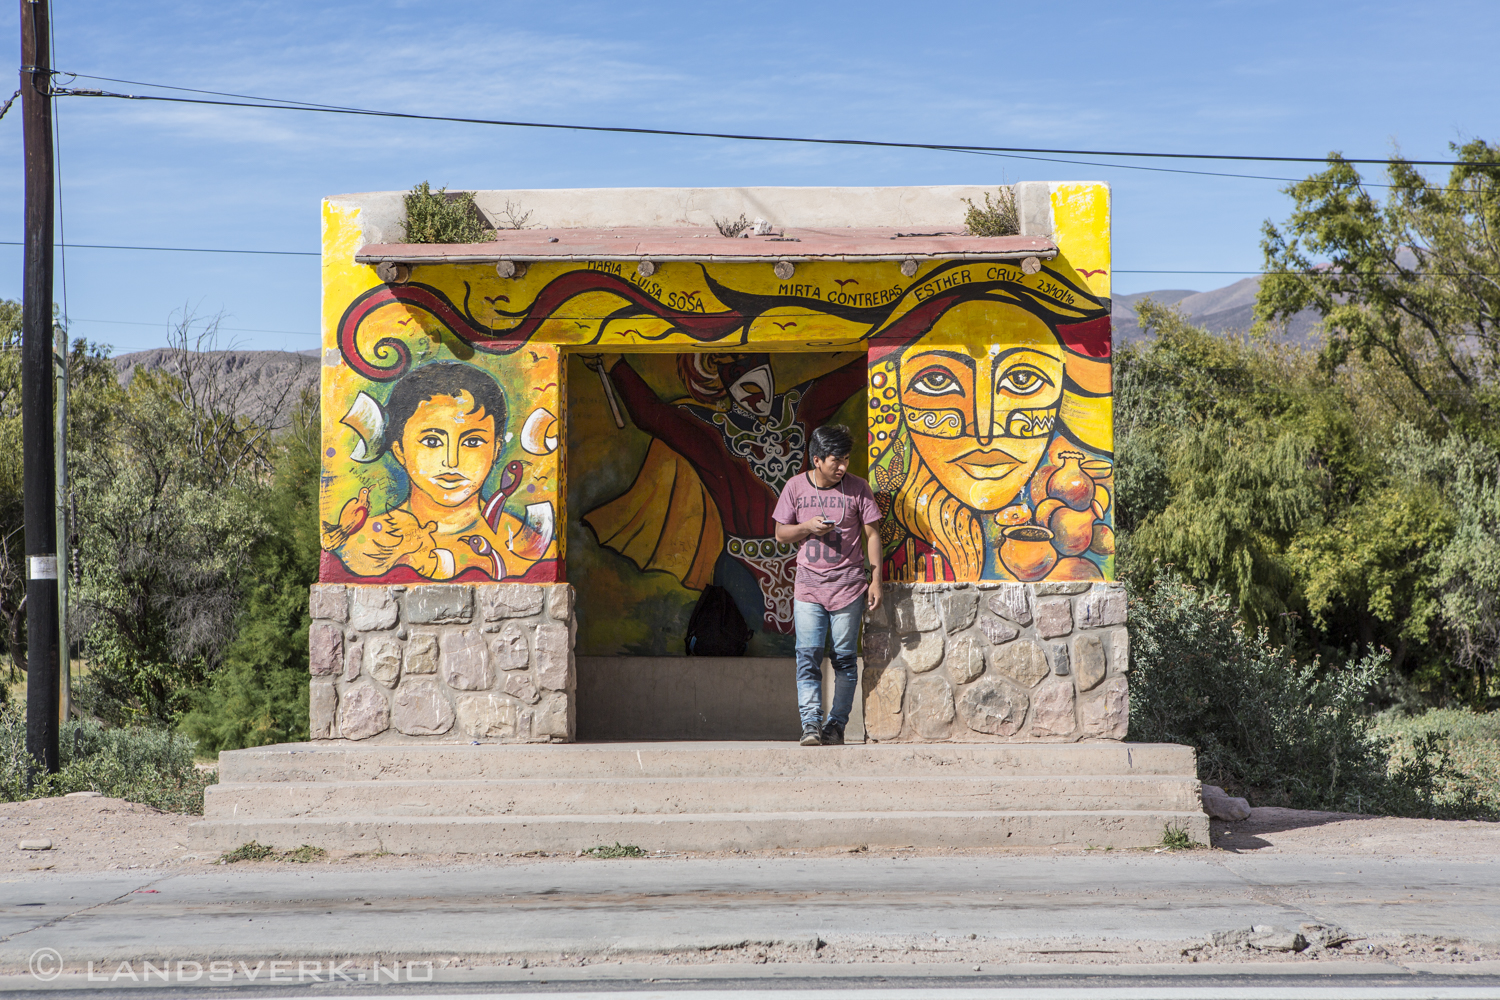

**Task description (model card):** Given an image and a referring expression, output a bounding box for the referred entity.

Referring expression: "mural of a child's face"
[389,391,499,508]
[897,304,1064,511]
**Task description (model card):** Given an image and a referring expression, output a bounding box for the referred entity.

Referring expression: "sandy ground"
[4,793,1498,875]
[1212,805,1500,858]
[2,794,202,874]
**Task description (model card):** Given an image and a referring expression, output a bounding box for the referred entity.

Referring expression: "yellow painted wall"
[320,185,1112,590]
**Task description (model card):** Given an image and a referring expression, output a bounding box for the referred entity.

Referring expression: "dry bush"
[962,187,1020,237]
[714,214,751,238]
[498,200,532,230]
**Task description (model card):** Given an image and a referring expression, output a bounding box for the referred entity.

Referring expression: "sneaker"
[820,721,845,746]
[799,725,823,746]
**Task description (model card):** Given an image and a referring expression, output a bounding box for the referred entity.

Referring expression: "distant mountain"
[112,348,320,425]
[1111,276,1322,345]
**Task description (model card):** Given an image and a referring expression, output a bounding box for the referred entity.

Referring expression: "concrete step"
[197,740,1208,851]
[216,741,1196,783]
[189,809,1211,853]
[204,775,1201,819]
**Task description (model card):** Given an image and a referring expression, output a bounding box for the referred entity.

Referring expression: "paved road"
[3,978,1500,999]
[2,853,1498,994]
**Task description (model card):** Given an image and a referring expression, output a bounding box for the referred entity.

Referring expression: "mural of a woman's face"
[389,391,499,508]
[897,303,1064,511]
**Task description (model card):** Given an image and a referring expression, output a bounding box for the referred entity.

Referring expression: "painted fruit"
[1033,497,1066,528]
[1049,556,1104,581]
[1000,525,1058,582]
[997,504,1032,527]
[1046,451,1095,511]
[1090,523,1116,555]
[1048,504,1096,556]
[1094,484,1111,517]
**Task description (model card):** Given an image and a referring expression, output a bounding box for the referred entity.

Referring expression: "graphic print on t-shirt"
[772,472,880,611]
[795,491,855,565]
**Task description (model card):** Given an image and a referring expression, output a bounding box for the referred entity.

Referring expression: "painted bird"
[481,460,529,531]
[459,534,505,580]
[321,487,370,550]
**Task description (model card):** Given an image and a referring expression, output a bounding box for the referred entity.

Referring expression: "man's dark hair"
[810,423,853,461]
[385,361,507,451]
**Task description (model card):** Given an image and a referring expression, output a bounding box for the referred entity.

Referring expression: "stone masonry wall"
[307,583,575,743]
[862,582,1128,743]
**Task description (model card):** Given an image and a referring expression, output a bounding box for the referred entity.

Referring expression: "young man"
[772,424,883,746]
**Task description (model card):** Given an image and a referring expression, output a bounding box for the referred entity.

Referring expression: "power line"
[57,73,1311,184]
[0,240,318,256]
[60,72,370,112]
[51,73,1488,190]
[43,74,1495,190]
[961,149,1303,183]
[1118,269,1500,275]
[53,75,1492,168]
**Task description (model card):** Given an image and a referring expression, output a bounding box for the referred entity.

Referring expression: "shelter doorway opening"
[565,350,868,739]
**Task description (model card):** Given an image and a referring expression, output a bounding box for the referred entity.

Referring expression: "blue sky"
[1,0,1497,354]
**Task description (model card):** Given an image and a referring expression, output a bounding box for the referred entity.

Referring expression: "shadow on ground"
[1212,806,1383,852]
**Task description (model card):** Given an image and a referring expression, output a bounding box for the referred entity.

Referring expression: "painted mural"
[320,343,563,584]
[866,272,1115,584]
[320,183,1114,622]
[567,351,867,656]
[586,351,864,630]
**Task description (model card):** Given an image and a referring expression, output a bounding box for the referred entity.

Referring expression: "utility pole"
[20,0,61,774]
[54,322,69,724]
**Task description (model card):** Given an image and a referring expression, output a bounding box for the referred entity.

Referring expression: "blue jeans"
[794,597,862,731]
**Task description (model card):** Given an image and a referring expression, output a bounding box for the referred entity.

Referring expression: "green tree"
[1114,302,1322,630]
[70,321,286,724]
[1114,298,1489,701]
[1258,140,1500,441]
[1384,428,1500,700]
[0,301,115,699]
[180,396,320,751]
[1254,142,1500,703]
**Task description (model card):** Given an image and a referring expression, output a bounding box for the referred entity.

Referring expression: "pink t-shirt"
[772,472,881,612]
